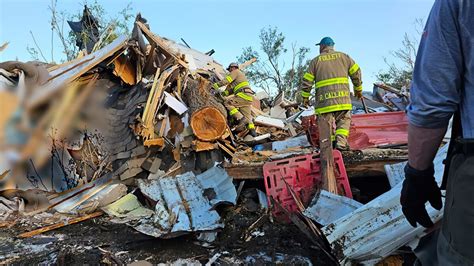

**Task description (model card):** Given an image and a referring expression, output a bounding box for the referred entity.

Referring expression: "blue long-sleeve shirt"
[407,0,474,138]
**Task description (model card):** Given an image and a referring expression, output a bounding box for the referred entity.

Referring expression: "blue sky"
[0,0,434,92]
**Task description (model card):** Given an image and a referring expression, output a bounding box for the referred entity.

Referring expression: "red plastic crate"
[263,150,352,220]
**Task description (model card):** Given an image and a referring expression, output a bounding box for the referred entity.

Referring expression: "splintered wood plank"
[112,54,137,85]
[142,66,178,141]
[239,57,257,70]
[193,140,217,152]
[144,138,165,147]
[18,211,103,238]
[224,163,264,180]
[218,140,237,152]
[28,36,127,109]
[136,21,188,68]
[217,142,236,159]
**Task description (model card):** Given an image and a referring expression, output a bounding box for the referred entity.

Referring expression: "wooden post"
[317,114,339,195]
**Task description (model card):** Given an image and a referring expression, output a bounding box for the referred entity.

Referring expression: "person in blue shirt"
[401,0,474,264]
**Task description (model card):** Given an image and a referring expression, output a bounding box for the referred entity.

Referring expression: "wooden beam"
[18,211,103,238]
[217,142,236,159]
[224,163,264,180]
[28,36,127,109]
[144,138,165,147]
[373,83,407,98]
[239,57,257,70]
[135,21,188,68]
[223,155,406,180]
[45,56,94,82]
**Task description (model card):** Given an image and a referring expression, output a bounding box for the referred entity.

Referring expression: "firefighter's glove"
[221,90,230,97]
[354,90,363,99]
[400,164,442,228]
[296,94,309,107]
[303,97,310,107]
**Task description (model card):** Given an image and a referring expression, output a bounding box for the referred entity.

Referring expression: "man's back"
[408,0,474,137]
[302,46,362,114]
[311,49,355,83]
[402,1,474,264]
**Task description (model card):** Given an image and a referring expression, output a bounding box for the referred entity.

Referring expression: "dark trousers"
[415,139,474,265]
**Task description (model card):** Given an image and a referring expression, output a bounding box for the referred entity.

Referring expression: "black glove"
[400,164,442,228]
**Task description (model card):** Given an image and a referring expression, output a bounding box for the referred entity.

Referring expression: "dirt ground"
[0,188,334,265]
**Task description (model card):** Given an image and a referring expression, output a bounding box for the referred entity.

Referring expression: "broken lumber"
[27,36,127,109]
[374,83,407,98]
[217,142,236,159]
[239,57,257,70]
[224,163,263,180]
[193,140,217,152]
[144,138,165,147]
[18,211,103,238]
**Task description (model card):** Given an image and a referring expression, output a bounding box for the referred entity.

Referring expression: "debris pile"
[0,10,441,265]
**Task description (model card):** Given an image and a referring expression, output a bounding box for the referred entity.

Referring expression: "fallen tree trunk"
[191,107,227,141]
[183,78,228,141]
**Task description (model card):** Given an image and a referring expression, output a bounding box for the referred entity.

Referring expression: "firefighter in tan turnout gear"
[299,37,363,151]
[213,63,257,137]
[299,37,362,193]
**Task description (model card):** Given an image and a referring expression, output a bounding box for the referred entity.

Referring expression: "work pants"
[224,95,254,128]
[318,110,351,150]
[415,138,474,265]
[317,110,351,194]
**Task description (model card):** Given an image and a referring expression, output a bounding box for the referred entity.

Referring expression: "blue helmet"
[316,37,335,46]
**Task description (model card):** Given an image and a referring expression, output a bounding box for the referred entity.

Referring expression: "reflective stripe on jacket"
[212,69,254,101]
[300,47,362,114]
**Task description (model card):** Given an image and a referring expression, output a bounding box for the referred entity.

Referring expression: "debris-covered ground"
[0,188,333,265]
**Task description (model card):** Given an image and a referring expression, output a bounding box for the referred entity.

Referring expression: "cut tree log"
[183,78,228,141]
[191,107,227,141]
[184,78,227,117]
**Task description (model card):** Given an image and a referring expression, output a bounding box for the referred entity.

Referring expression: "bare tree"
[376,19,424,88]
[238,26,310,97]
[27,0,134,63]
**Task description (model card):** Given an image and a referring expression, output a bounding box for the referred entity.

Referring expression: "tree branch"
[29,31,48,62]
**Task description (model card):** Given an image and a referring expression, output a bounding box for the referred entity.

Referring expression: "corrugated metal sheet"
[295,111,408,150]
[384,161,408,188]
[322,145,447,265]
[195,166,237,207]
[51,174,127,214]
[109,167,237,238]
[349,111,408,150]
[303,190,362,226]
[134,173,223,238]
